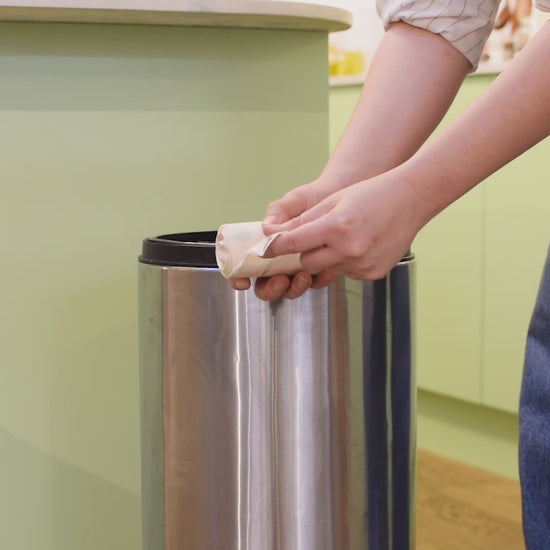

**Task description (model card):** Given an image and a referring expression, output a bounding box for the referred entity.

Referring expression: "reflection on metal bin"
[138,231,416,550]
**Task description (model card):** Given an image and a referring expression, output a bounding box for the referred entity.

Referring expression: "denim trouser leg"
[519,245,550,548]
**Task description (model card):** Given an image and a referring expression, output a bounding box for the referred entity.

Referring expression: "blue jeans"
[520,245,550,548]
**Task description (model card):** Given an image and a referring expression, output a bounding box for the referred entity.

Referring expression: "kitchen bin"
[138,231,416,550]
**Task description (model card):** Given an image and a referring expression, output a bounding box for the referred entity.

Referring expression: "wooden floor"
[417,449,524,550]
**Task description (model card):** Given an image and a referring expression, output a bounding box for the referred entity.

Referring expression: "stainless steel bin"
[138,231,416,550]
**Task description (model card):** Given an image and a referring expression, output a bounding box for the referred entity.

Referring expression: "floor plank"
[417,449,524,550]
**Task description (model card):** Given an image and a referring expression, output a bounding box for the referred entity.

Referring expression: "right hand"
[229,179,338,300]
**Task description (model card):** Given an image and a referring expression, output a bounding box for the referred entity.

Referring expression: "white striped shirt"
[377,0,550,71]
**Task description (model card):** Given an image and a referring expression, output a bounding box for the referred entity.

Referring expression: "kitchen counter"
[417,449,524,549]
[0,0,351,30]
[0,3,350,549]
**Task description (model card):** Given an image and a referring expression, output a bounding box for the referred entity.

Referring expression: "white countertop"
[0,0,352,31]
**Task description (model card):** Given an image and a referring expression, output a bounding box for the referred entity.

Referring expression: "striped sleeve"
[377,0,502,71]
[534,0,550,11]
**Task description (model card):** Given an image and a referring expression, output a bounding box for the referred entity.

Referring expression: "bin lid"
[139,231,415,268]
[139,231,218,268]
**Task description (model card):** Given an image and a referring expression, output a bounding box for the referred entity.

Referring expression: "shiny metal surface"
[138,257,415,550]
[361,265,416,550]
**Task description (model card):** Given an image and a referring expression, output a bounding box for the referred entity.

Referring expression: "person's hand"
[264,168,429,281]
[229,269,337,301]
[229,178,338,300]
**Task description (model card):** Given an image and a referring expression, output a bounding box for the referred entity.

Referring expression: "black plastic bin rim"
[139,231,218,268]
[138,231,415,268]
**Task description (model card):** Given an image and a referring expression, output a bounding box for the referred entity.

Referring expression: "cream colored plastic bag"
[215,221,302,279]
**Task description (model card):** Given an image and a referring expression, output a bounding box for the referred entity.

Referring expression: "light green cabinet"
[330,74,550,414]
[0,19,334,550]
[483,141,550,411]
[413,186,484,402]
[413,76,490,404]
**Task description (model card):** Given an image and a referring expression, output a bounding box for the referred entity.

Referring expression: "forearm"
[320,22,470,188]
[404,20,550,227]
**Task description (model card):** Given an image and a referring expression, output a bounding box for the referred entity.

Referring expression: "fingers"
[282,272,313,300]
[254,271,317,301]
[231,273,309,301]
[299,246,342,275]
[280,271,335,297]
[232,271,336,301]
[229,277,251,291]
[274,194,334,236]
[302,247,395,281]
[254,274,291,301]
[310,269,338,289]
[266,213,331,259]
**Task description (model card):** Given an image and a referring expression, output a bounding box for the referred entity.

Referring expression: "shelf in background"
[329,73,366,87]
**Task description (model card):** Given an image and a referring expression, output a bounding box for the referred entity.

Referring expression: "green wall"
[0,21,329,549]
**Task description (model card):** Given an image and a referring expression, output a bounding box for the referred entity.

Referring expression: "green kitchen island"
[0,2,350,549]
